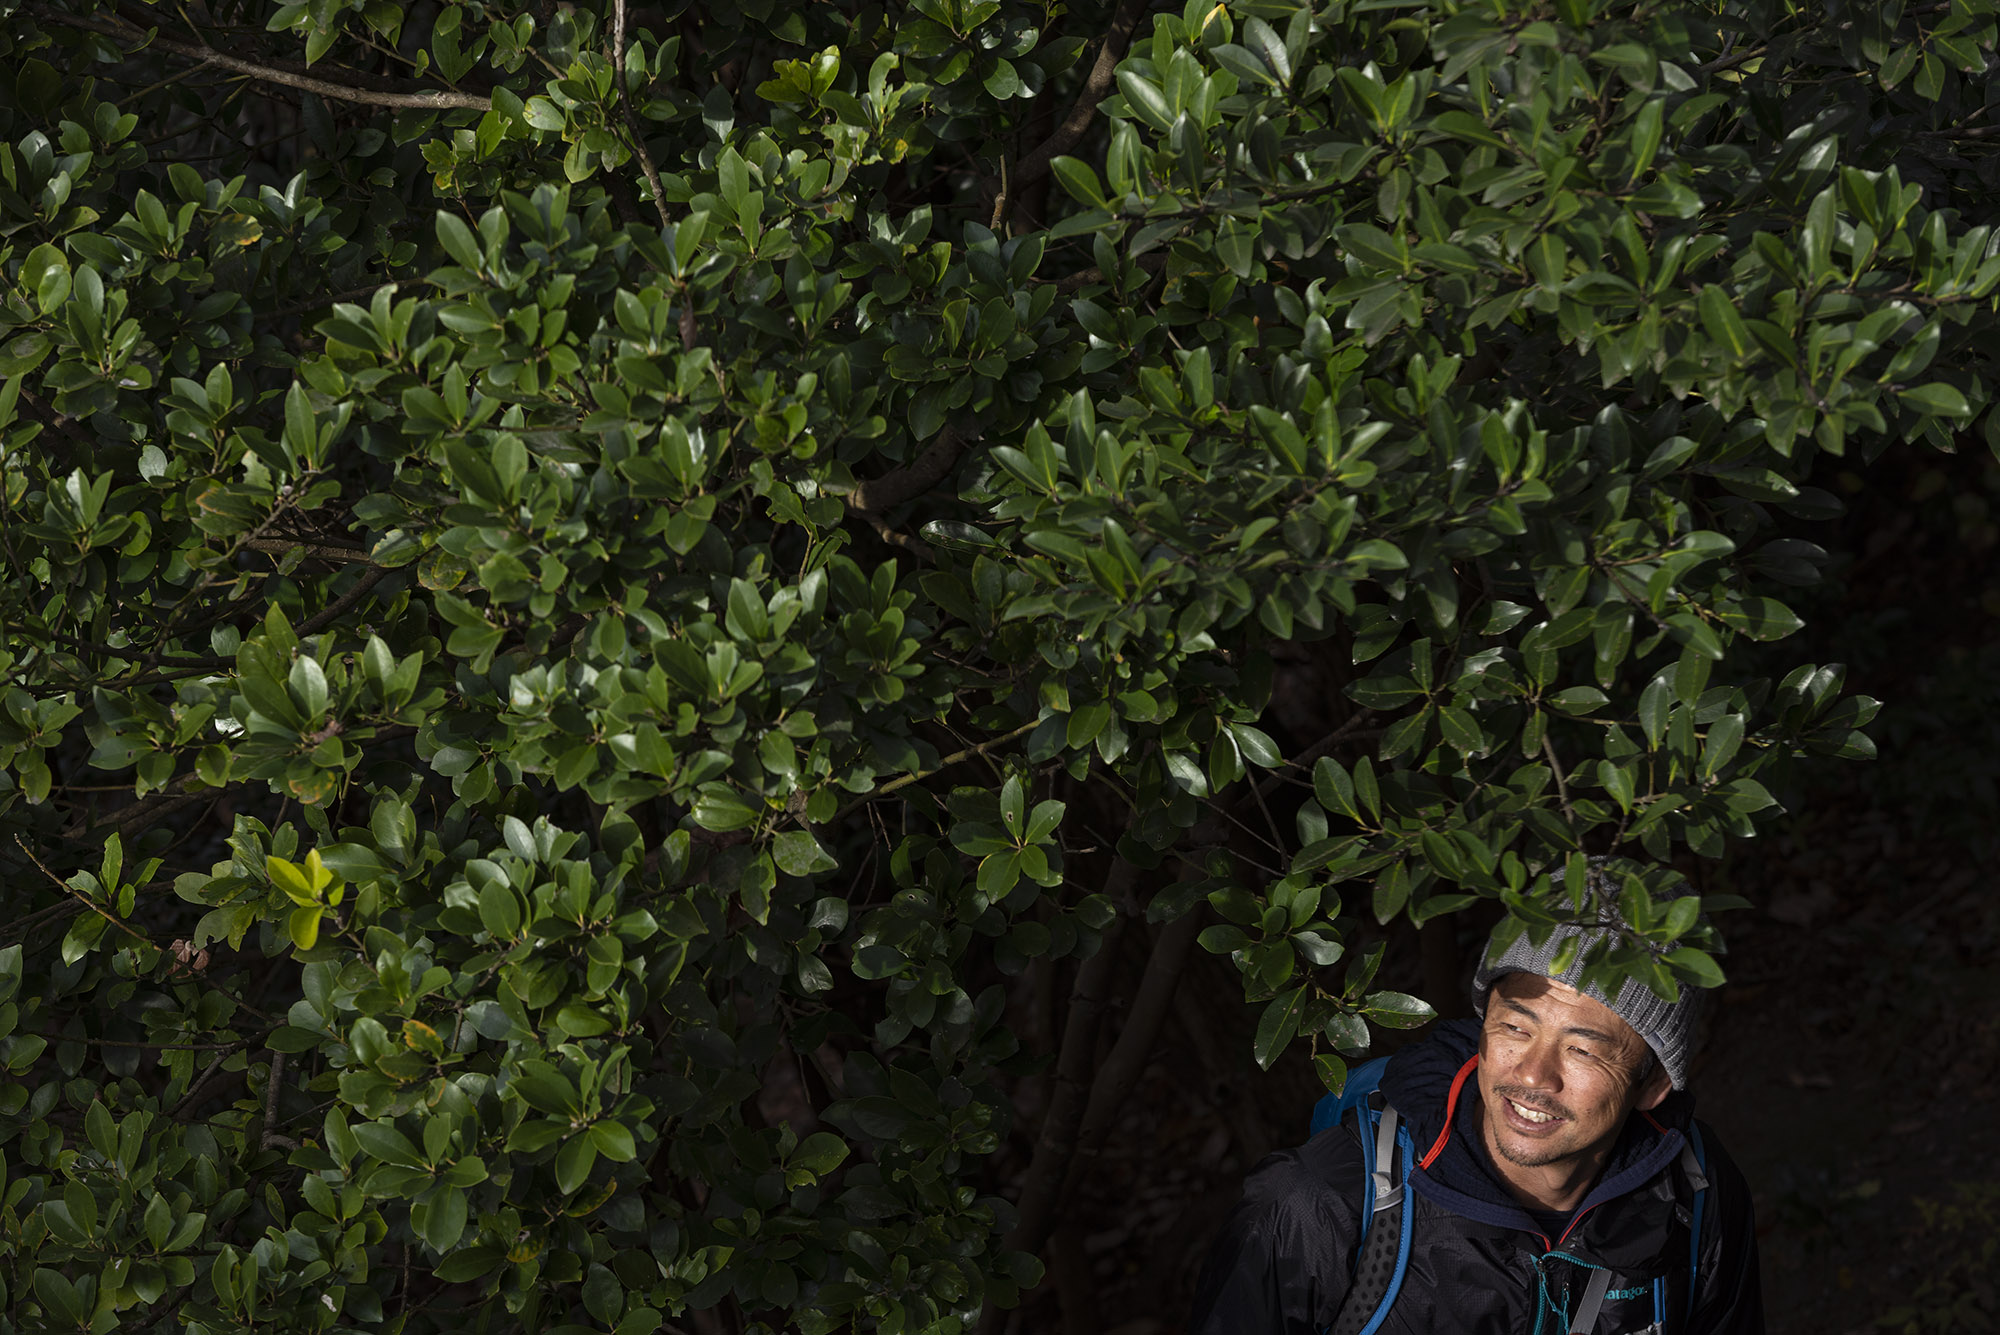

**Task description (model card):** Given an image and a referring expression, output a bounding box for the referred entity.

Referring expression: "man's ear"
[1634,1059,1672,1112]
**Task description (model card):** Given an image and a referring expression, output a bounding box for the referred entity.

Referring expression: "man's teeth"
[1509,1099,1557,1124]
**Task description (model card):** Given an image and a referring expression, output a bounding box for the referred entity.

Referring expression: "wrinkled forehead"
[1488,972,1646,1052]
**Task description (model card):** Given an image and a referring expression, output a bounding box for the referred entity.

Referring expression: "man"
[1190,896,1764,1334]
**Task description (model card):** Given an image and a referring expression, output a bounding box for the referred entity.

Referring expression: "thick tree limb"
[849,425,973,514]
[1007,0,1151,196]
[977,859,1136,1335]
[1172,954,1277,1168]
[240,537,377,563]
[31,6,493,111]
[1051,1220,1097,1335]
[842,424,976,558]
[262,1050,299,1150]
[1057,905,1204,1196]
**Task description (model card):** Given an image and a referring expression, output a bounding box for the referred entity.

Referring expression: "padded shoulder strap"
[1329,1102,1412,1335]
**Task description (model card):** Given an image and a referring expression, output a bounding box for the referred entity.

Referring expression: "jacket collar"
[1379,1019,1694,1260]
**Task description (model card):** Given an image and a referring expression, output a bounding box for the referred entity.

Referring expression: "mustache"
[1492,1086,1574,1121]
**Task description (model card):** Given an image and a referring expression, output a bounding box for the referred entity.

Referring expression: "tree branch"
[1006,0,1151,198]
[15,835,153,946]
[60,789,214,845]
[35,627,229,668]
[171,1047,241,1120]
[833,720,1040,822]
[1543,736,1574,818]
[611,0,673,229]
[239,537,377,563]
[1254,709,1378,804]
[262,1049,299,1150]
[977,858,1136,1335]
[1051,251,1167,293]
[33,1033,246,1050]
[1058,904,1203,1196]
[264,284,396,322]
[296,562,393,638]
[850,425,974,514]
[31,6,493,111]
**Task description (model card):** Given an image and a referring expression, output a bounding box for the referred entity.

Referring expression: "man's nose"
[1513,1038,1563,1090]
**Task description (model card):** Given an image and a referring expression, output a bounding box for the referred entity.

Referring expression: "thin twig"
[50,559,390,682]
[34,627,225,667]
[14,835,152,946]
[0,898,77,946]
[1248,768,1287,853]
[1543,736,1574,818]
[171,1047,240,1119]
[1253,710,1378,804]
[833,720,1040,822]
[988,153,1011,231]
[34,1033,246,1050]
[265,283,396,321]
[296,563,392,637]
[611,0,672,228]
[1050,251,1169,294]
[30,6,493,110]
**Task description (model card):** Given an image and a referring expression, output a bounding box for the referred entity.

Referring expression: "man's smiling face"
[1476,973,1671,1175]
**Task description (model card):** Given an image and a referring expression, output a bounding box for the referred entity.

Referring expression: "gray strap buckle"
[1370,1104,1403,1212]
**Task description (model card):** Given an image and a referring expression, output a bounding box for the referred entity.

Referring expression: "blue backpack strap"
[1357,1120,1416,1335]
[1680,1125,1711,1322]
[1311,1056,1392,1138]
[1353,1101,1378,1257]
[1329,1100,1415,1335]
[1307,1057,1394,1258]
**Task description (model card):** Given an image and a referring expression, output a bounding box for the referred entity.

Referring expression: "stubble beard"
[1491,1128,1576,1168]
[1488,1088,1580,1168]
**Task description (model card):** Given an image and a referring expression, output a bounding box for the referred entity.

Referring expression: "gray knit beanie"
[1470,860,1704,1089]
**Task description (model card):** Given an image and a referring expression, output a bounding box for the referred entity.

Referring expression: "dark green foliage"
[0,0,1984,1329]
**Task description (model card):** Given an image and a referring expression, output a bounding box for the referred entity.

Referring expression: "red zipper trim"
[1419,1054,1480,1170]
[1557,1203,1598,1247]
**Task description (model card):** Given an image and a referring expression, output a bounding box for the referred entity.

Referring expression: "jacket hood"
[1379,1019,1696,1260]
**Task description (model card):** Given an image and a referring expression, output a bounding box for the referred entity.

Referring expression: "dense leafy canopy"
[0,0,1984,1329]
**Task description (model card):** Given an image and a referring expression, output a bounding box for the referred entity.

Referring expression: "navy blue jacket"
[1190,1020,1764,1334]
